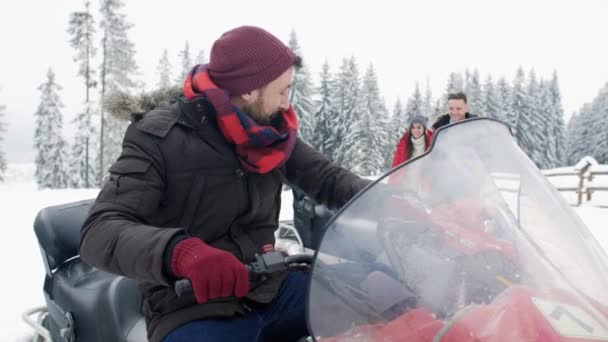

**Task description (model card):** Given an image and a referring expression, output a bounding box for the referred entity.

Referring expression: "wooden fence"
[542,158,608,207]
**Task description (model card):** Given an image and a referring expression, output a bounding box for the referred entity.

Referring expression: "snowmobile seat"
[34,199,147,342]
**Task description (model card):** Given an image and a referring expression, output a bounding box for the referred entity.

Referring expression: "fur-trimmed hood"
[104,85,183,121]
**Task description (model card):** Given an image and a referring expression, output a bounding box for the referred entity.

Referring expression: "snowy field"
[2,163,607,341]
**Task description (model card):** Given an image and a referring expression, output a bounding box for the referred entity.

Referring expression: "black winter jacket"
[80,96,370,342]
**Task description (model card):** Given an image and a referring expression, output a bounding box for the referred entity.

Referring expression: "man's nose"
[280,98,290,111]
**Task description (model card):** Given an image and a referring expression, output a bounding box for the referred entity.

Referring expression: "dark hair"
[447,92,468,104]
[405,122,427,160]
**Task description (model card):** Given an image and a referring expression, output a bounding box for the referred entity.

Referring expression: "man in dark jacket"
[431,92,478,130]
[79,26,370,342]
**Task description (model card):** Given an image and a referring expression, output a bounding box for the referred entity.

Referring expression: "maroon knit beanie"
[208,26,296,96]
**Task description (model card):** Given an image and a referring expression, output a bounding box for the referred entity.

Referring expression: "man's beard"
[242,103,282,127]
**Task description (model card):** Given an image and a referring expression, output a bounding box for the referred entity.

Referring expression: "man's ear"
[240,90,258,104]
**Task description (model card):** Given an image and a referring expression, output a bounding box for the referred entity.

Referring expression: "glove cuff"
[170,237,207,277]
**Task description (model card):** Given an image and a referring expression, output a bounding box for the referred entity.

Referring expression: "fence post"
[577,168,584,206]
[573,157,595,206]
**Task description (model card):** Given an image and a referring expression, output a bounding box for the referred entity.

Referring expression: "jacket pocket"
[103,158,154,212]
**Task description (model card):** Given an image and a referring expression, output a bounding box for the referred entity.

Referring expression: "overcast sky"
[1,0,607,163]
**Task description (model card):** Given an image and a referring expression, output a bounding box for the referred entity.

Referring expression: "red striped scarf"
[184,64,298,174]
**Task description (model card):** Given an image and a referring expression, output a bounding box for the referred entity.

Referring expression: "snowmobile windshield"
[307,118,608,341]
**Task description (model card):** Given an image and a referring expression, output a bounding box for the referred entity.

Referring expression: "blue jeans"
[163,271,309,342]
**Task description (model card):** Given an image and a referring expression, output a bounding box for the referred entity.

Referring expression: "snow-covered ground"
[2,163,608,341]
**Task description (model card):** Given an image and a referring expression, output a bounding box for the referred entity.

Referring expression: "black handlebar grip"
[174,265,254,297]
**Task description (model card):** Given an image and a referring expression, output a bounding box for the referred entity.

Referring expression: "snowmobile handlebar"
[174,251,314,297]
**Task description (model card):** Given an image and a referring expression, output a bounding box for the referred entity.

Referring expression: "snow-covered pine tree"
[440,72,465,113]
[310,60,337,159]
[483,75,502,121]
[0,97,6,182]
[156,49,173,89]
[99,0,139,181]
[520,70,545,167]
[446,72,465,94]
[465,69,483,115]
[496,77,515,130]
[404,82,424,124]
[331,56,361,168]
[287,30,315,143]
[390,97,406,142]
[428,99,443,128]
[68,0,97,102]
[196,49,208,65]
[175,41,192,84]
[549,72,566,166]
[348,64,390,176]
[68,0,98,187]
[423,79,433,118]
[565,112,580,165]
[538,81,555,169]
[566,106,595,165]
[386,97,405,170]
[69,102,97,188]
[590,84,608,163]
[511,67,526,145]
[34,69,70,189]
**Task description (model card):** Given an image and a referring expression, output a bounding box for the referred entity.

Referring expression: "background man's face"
[447,99,468,122]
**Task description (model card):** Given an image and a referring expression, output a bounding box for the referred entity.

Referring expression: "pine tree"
[538,81,555,168]
[310,61,336,158]
[68,0,98,187]
[99,0,139,182]
[590,84,608,163]
[0,97,6,182]
[497,77,515,131]
[429,99,443,128]
[483,75,503,121]
[349,64,390,176]
[176,41,192,83]
[331,56,361,168]
[465,69,483,115]
[441,72,465,113]
[404,83,424,124]
[566,106,595,165]
[68,0,97,102]
[520,69,544,166]
[156,49,173,88]
[511,67,526,145]
[196,49,208,64]
[387,98,406,169]
[390,98,406,143]
[287,30,315,143]
[566,111,584,165]
[549,72,567,167]
[69,102,97,188]
[34,69,69,189]
[423,79,433,118]
[565,112,582,165]
[446,72,465,94]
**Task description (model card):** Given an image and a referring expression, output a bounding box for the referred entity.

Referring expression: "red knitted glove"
[171,237,249,303]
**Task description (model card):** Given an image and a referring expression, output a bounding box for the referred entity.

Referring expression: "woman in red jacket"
[391,115,433,168]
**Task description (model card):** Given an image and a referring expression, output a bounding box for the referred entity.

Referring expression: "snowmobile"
[24,118,608,341]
